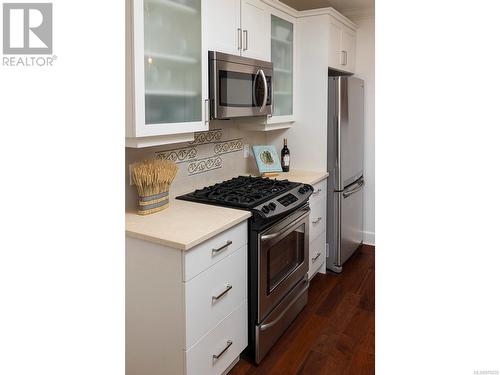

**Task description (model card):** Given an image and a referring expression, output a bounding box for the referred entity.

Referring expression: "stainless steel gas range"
[177,176,313,363]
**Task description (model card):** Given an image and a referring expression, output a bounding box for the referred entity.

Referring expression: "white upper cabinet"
[126,0,208,147]
[205,0,270,61]
[239,5,296,130]
[328,18,356,73]
[328,20,342,70]
[341,27,356,72]
[241,0,271,60]
[270,12,294,120]
[204,0,241,55]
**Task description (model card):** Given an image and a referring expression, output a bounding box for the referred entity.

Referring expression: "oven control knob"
[261,206,270,214]
[268,202,276,211]
[298,187,306,194]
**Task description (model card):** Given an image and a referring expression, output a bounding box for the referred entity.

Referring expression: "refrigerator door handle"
[342,179,364,198]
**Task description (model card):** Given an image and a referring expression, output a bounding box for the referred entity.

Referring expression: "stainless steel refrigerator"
[326,76,365,273]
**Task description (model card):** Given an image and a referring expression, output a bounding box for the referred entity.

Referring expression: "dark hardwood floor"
[229,245,375,375]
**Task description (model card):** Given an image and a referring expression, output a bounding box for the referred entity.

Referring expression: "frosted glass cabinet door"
[143,0,202,125]
[271,15,293,117]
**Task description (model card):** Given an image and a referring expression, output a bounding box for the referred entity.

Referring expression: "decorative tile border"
[189,129,223,145]
[153,129,243,177]
[187,156,223,175]
[214,138,244,155]
[155,146,197,163]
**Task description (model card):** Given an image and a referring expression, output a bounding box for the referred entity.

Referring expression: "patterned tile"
[155,147,197,163]
[187,156,223,175]
[189,129,223,145]
[214,139,244,155]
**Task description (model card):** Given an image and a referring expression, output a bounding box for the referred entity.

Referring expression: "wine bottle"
[281,138,290,172]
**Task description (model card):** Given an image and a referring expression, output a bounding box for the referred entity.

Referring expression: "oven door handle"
[260,231,281,242]
[261,206,309,242]
[257,69,268,112]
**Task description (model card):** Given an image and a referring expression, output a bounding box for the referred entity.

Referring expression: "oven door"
[258,207,309,321]
[211,60,272,119]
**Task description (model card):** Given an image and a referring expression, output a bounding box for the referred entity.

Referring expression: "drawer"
[184,221,247,281]
[309,196,327,242]
[309,179,327,206]
[185,245,247,349]
[185,300,248,375]
[308,231,326,279]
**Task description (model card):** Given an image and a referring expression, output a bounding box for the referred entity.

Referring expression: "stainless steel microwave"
[209,51,273,120]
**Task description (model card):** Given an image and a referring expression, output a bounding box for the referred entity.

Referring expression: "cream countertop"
[125,169,327,250]
[269,169,329,186]
[126,199,251,251]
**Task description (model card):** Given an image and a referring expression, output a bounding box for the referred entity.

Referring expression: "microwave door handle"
[257,69,268,112]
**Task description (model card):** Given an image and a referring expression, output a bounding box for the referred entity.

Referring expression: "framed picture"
[252,145,283,174]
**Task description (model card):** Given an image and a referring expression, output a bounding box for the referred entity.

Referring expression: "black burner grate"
[177,176,299,209]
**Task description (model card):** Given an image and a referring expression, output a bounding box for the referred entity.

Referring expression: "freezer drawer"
[326,178,364,272]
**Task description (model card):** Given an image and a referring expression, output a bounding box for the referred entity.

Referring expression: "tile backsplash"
[125,121,267,210]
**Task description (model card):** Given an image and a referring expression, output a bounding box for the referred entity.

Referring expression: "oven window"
[219,71,272,108]
[267,223,305,294]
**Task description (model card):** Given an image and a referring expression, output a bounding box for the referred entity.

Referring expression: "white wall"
[352,15,375,245]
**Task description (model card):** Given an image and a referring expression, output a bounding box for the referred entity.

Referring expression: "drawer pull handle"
[312,252,321,262]
[212,284,233,301]
[213,340,233,360]
[212,240,232,255]
[312,189,322,196]
[312,217,322,224]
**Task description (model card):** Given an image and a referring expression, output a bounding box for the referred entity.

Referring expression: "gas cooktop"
[177,176,313,221]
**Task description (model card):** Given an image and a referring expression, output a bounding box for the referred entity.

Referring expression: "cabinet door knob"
[312,252,321,262]
[237,28,242,50]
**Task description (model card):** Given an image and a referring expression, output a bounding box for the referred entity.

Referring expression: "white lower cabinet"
[309,195,327,242]
[185,245,247,348]
[309,231,326,277]
[308,178,328,280]
[184,221,247,281]
[185,301,248,375]
[308,178,327,206]
[126,222,248,375]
